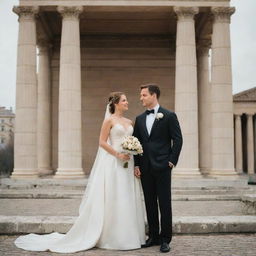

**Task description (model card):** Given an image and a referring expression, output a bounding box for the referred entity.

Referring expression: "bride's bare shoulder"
[102,117,114,127]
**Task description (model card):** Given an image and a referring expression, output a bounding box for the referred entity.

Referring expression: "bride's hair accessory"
[108,91,124,114]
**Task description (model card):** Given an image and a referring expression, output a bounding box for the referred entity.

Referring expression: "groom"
[133,84,183,253]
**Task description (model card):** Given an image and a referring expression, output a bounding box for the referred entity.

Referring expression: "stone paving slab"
[1,234,256,256]
[1,215,256,235]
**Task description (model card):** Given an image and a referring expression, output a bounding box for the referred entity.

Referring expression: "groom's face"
[140,88,155,108]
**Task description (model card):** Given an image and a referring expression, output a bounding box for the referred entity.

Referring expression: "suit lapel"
[141,112,149,138]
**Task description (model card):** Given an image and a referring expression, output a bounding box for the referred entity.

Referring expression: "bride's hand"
[116,153,130,161]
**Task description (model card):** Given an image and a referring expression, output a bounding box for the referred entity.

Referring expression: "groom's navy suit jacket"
[133,106,183,171]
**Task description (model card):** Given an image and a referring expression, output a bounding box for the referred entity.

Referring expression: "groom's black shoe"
[160,242,170,253]
[141,237,160,248]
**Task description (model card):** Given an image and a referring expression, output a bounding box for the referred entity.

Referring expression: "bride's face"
[115,94,128,112]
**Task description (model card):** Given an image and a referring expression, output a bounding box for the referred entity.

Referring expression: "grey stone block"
[1,215,256,235]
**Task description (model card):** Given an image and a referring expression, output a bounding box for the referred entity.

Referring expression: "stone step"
[0,178,89,190]
[0,199,245,217]
[1,215,255,235]
[1,186,255,199]
[1,177,251,191]
[0,189,247,201]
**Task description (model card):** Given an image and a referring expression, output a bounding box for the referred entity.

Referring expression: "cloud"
[0,0,18,108]
[230,0,256,93]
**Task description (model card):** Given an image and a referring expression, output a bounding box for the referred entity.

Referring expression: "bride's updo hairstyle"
[108,92,125,114]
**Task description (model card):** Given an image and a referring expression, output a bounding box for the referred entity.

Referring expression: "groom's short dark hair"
[140,84,160,99]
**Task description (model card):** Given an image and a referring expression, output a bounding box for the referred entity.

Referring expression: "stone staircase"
[1,176,256,235]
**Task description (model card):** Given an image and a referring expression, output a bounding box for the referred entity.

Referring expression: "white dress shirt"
[146,104,159,135]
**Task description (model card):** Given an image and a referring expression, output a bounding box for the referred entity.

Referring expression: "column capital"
[57,6,83,19]
[235,114,241,119]
[13,6,39,20]
[211,7,235,23]
[174,7,199,21]
[197,39,211,56]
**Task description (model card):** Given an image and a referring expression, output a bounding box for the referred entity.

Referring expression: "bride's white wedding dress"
[14,123,146,253]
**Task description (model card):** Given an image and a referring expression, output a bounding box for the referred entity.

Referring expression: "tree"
[0,132,14,177]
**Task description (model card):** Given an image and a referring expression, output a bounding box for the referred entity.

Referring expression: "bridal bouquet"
[121,135,143,168]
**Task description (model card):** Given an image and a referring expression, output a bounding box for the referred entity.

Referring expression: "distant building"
[233,87,256,175]
[0,107,15,148]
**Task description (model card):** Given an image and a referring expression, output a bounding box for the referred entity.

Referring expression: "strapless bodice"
[109,124,133,152]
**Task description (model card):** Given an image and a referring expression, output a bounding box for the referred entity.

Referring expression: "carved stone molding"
[174,7,199,21]
[57,6,83,19]
[13,6,39,21]
[233,87,256,102]
[211,7,235,23]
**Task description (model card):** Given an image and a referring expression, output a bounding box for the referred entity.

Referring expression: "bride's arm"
[99,119,130,161]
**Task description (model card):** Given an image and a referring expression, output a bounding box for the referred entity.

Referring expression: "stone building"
[234,87,256,175]
[11,0,237,178]
[0,107,15,148]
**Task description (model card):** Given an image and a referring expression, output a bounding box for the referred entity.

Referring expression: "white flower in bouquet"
[121,135,143,168]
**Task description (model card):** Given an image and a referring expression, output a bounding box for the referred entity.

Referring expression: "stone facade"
[233,87,256,175]
[0,107,15,148]
[11,0,238,178]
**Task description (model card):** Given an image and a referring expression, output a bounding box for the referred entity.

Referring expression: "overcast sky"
[0,0,255,109]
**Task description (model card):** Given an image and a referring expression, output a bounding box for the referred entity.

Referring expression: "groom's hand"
[134,166,141,178]
[169,162,174,169]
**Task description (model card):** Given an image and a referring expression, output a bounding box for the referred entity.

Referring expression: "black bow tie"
[146,109,155,115]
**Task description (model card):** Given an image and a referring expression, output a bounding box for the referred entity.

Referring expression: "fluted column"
[37,39,53,176]
[11,6,39,179]
[197,40,211,174]
[55,6,85,178]
[210,7,237,176]
[234,115,243,173]
[247,114,255,175]
[173,7,200,176]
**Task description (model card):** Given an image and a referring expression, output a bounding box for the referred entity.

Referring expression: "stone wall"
[52,37,175,173]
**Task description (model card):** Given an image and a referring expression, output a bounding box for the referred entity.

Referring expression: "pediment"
[233,87,256,102]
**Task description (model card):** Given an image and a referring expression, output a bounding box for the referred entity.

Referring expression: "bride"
[14,92,146,253]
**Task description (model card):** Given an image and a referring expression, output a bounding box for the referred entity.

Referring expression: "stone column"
[247,114,255,175]
[37,39,53,176]
[197,40,211,174]
[173,7,201,176]
[54,6,85,178]
[11,6,39,179]
[234,114,243,173]
[210,7,237,176]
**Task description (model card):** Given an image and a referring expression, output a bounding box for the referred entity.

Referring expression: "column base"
[11,169,38,179]
[54,168,85,179]
[235,168,243,174]
[172,168,202,178]
[199,167,211,176]
[38,168,54,177]
[206,169,238,179]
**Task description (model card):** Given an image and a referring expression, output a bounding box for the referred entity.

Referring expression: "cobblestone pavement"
[1,234,256,256]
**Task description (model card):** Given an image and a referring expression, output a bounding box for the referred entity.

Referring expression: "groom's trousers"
[141,164,172,243]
